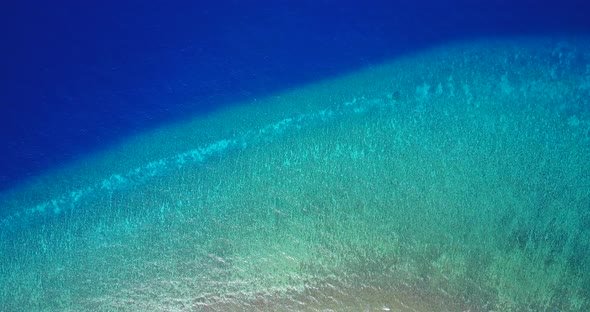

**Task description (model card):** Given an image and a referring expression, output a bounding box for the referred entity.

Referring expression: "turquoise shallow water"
[1,36,590,311]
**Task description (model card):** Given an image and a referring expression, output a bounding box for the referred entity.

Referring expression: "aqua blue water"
[1,0,589,192]
[2,37,590,311]
[1,2,590,311]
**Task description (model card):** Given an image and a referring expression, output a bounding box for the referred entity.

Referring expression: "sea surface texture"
[1,36,590,311]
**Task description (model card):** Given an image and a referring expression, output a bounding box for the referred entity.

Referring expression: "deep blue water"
[1,0,589,193]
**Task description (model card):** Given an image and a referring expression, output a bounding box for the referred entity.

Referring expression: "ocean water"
[1,36,590,311]
[2,0,590,193]
[2,1,590,311]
